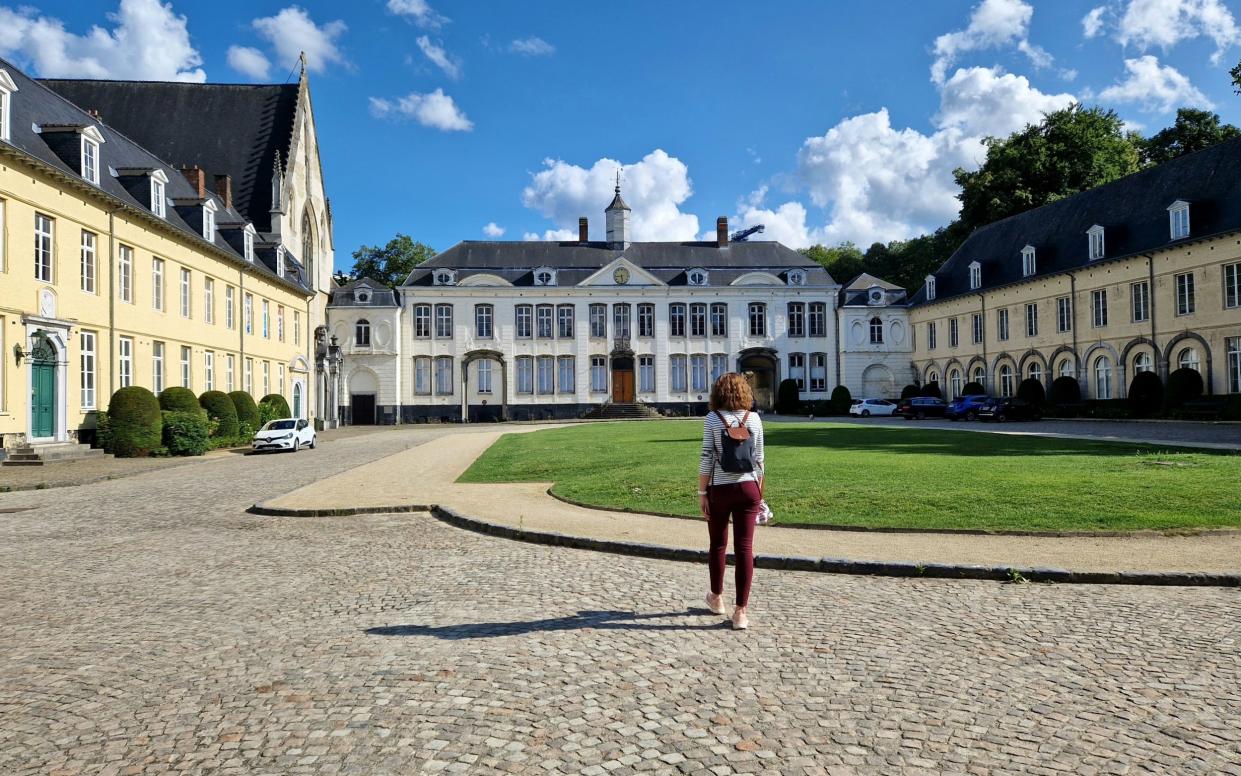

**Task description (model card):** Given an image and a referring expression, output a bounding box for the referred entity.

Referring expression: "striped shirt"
[699,410,765,485]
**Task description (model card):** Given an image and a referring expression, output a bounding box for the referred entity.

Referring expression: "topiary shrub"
[1127,371,1164,418]
[776,379,801,414]
[1165,367,1204,410]
[159,386,203,415]
[161,410,210,456]
[93,410,111,451]
[199,391,239,440]
[829,385,852,414]
[900,384,920,400]
[1049,375,1081,406]
[920,381,942,399]
[962,381,986,396]
[229,391,261,431]
[1017,377,1046,406]
[258,394,292,426]
[106,386,162,458]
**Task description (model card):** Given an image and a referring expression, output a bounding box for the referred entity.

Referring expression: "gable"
[579,257,665,287]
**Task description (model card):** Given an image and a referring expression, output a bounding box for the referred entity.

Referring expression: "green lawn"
[458,421,1241,532]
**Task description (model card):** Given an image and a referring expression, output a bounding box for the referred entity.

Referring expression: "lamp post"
[327,335,342,428]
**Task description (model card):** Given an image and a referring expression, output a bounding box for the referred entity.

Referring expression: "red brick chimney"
[716,217,729,248]
[578,217,589,243]
[213,174,233,210]
[180,165,205,198]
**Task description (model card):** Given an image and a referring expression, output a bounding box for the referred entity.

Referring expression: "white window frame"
[152,341,165,394]
[262,360,270,396]
[515,356,533,394]
[477,359,493,394]
[277,305,284,341]
[225,286,235,330]
[0,70,14,143]
[690,354,708,393]
[414,357,432,395]
[949,317,959,348]
[80,230,96,293]
[1228,337,1241,394]
[244,293,253,335]
[970,314,982,344]
[262,300,270,338]
[997,308,1010,341]
[475,304,494,339]
[1092,289,1107,328]
[204,351,215,391]
[434,357,453,395]
[638,355,655,393]
[533,267,557,286]
[1175,272,1195,316]
[537,356,555,395]
[872,316,886,345]
[1094,357,1113,400]
[787,353,805,392]
[1021,245,1036,277]
[557,304,575,339]
[669,303,687,338]
[1056,296,1072,333]
[243,225,255,262]
[925,275,936,301]
[590,356,608,393]
[787,302,805,338]
[687,268,708,286]
[119,336,134,389]
[1225,263,1240,310]
[1087,225,1105,260]
[1131,281,1150,323]
[179,267,192,318]
[712,353,729,385]
[537,304,555,339]
[180,345,192,389]
[225,354,235,392]
[150,170,168,219]
[968,261,981,290]
[204,278,215,324]
[747,303,766,337]
[1025,302,1038,337]
[669,354,688,393]
[80,331,96,409]
[808,353,827,392]
[1168,201,1190,240]
[80,128,103,186]
[558,356,575,393]
[118,245,133,303]
[152,258,165,311]
[244,358,253,395]
[637,304,654,338]
[355,319,371,347]
[414,304,432,338]
[435,304,453,338]
[34,213,54,283]
[590,304,607,338]
[202,200,217,241]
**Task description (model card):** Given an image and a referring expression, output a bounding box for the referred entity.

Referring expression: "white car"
[252,418,316,453]
[848,398,897,417]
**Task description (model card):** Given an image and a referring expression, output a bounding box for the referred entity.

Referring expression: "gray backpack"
[715,411,756,473]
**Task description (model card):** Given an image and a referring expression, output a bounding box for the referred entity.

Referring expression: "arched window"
[1134,351,1153,374]
[949,370,963,400]
[869,317,884,344]
[1094,357,1112,399]
[999,364,1014,397]
[971,366,985,387]
[1178,348,1200,372]
[927,370,940,386]
[355,319,371,347]
[301,208,315,289]
[1058,358,1075,378]
[1028,363,1042,384]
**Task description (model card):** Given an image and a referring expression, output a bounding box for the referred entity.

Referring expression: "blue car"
[944,394,990,421]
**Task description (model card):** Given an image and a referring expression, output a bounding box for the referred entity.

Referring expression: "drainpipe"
[978,293,986,392]
[1142,253,1160,379]
[832,291,841,391]
[107,209,117,397]
[1069,271,1082,395]
[238,269,246,391]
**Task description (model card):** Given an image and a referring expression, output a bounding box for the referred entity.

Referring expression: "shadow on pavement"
[366,609,730,639]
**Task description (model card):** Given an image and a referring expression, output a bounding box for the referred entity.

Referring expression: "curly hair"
[709,372,754,412]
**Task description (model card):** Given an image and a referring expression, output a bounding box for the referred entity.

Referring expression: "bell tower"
[605,171,631,249]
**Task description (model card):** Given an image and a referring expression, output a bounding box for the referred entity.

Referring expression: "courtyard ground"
[1,425,1239,775]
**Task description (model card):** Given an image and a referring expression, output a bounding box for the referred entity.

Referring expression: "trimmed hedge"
[920,381,942,399]
[1127,371,1164,418]
[159,386,203,415]
[776,379,801,414]
[199,390,239,440]
[162,411,210,456]
[900,384,921,400]
[260,393,291,418]
[829,385,852,414]
[1165,367,1204,409]
[229,391,261,431]
[962,381,986,396]
[1017,377,1046,406]
[106,386,163,458]
[1049,375,1081,406]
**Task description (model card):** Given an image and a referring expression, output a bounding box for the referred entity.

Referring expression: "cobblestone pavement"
[2,428,1240,775]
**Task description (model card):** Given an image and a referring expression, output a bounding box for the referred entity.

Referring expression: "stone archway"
[462,349,508,422]
[737,347,779,411]
[861,364,896,399]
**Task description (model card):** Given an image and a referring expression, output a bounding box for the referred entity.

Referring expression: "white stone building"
[837,273,915,399]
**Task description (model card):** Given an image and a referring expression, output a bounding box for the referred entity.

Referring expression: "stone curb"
[245,500,1241,587]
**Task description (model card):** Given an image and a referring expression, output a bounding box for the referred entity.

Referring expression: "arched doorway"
[348,369,378,425]
[29,331,59,440]
[462,349,508,422]
[861,363,895,399]
[292,381,305,419]
[738,348,779,411]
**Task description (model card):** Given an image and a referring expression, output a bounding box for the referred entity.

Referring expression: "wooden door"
[32,361,56,438]
[612,370,634,403]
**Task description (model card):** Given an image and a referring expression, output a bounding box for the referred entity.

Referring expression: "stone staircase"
[2,441,109,467]
[586,402,663,420]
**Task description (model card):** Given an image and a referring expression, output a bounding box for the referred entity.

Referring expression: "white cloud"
[1095,55,1213,112]
[415,35,460,79]
[930,0,1051,83]
[1082,6,1107,37]
[509,37,555,56]
[483,222,505,237]
[935,66,1075,137]
[521,150,699,242]
[0,0,205,82]
[731,188,817,248]
[1116,0,1240,63]
[252,6,347,74]
[369,89,473,131]
[386,0,447,29]
[226,45,271,80]
[522,228,577,242]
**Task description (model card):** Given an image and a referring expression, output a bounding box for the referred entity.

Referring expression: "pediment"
[458,273,513,287]
[730,271,783,286]
[579,257,664,287]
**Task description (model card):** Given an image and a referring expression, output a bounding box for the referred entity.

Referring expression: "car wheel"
[996,413,1007,423]
[915,411,925,420]
[861,409,870,417]
[292,440,300,452]
[966,411,977,421]
[309,436,316,449]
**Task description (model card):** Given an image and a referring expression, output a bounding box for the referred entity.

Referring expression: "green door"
[32,361,56,438]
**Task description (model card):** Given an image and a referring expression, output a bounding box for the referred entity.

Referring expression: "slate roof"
[911,135,1241,305]
[403,240,835,287]
[328,277,400,308]
[0,57,307,293]
[39,77,298,231]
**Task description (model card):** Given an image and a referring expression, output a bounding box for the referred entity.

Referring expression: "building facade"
[0,57,315,453]
[837,273,914,399]
[908,137,1241,401]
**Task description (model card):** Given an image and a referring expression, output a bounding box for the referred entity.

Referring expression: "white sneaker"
[732,607,749,630]
[705,593,725,615]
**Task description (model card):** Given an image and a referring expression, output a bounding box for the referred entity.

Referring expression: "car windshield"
[265,420,296,431]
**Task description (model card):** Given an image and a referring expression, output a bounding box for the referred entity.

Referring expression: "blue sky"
[3,0,1241,271]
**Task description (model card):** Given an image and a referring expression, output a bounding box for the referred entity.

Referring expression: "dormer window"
[355,288,371,304]
[1021,245,1036,277]
[786,269,806,286]
[202,200,217,241]
[688,268,709,286]
[533,267,557,286]
[276,245,286,277]
[925,275,936,301]
[867,287,884,305]
[1168,200,1190,240]
[79,126,104,186]
[1087,225,1105,260]
[149,169,168,218]
[0,69,16,143]
[243,225,255,262]
[968,261,982,290]
[433,269,457,286]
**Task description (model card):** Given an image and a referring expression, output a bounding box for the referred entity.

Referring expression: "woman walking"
[698,373,764,630]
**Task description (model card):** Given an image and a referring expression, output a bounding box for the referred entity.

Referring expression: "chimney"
[86,108,103,122]
[716,217,729,248]
[180,165,205,199]
[578,217,589,243]
[214,174,233,210]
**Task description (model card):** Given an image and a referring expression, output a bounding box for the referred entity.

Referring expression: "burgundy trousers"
[706,480,761,607]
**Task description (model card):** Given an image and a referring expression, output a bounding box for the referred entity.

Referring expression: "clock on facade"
[613,267,630,285]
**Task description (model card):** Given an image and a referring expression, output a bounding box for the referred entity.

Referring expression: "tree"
[346,234,436,288]
[954,105,1141,234]
[1139,108,1241,167]
[800,243,865,283]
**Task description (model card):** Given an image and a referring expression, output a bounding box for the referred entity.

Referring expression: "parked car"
[977,398,1043,422]
[945,394,991,421]
[849,398,897,417]
[896,397,948,419]
[252,418,316,453]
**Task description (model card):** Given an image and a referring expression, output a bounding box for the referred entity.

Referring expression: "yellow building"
[909,138,1241,402]
[0,57,315,455]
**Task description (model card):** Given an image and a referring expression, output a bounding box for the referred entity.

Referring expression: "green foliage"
[93,410,111,451]
[800,243,865,285]
[158,386,203,415]
[920,382,942,399]
[1049,375,1081,406]
[161,410,210,456]
[962,381,986,396]
[954,105,1141,235]
[106,386,162,458]
[228,391,261,431]
[800,226,965,297]
[777,379,801,414]
[1127,371,1164,418]
[237,421,257,442]
[1165,368,1205,409]
[199,391,239,439]
[830,385,852,414]
[259,394,292,426]
[1139,108,1241,167]
[900,384,921,399]
[347,234,437,288]
[1016,377,1046,406]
